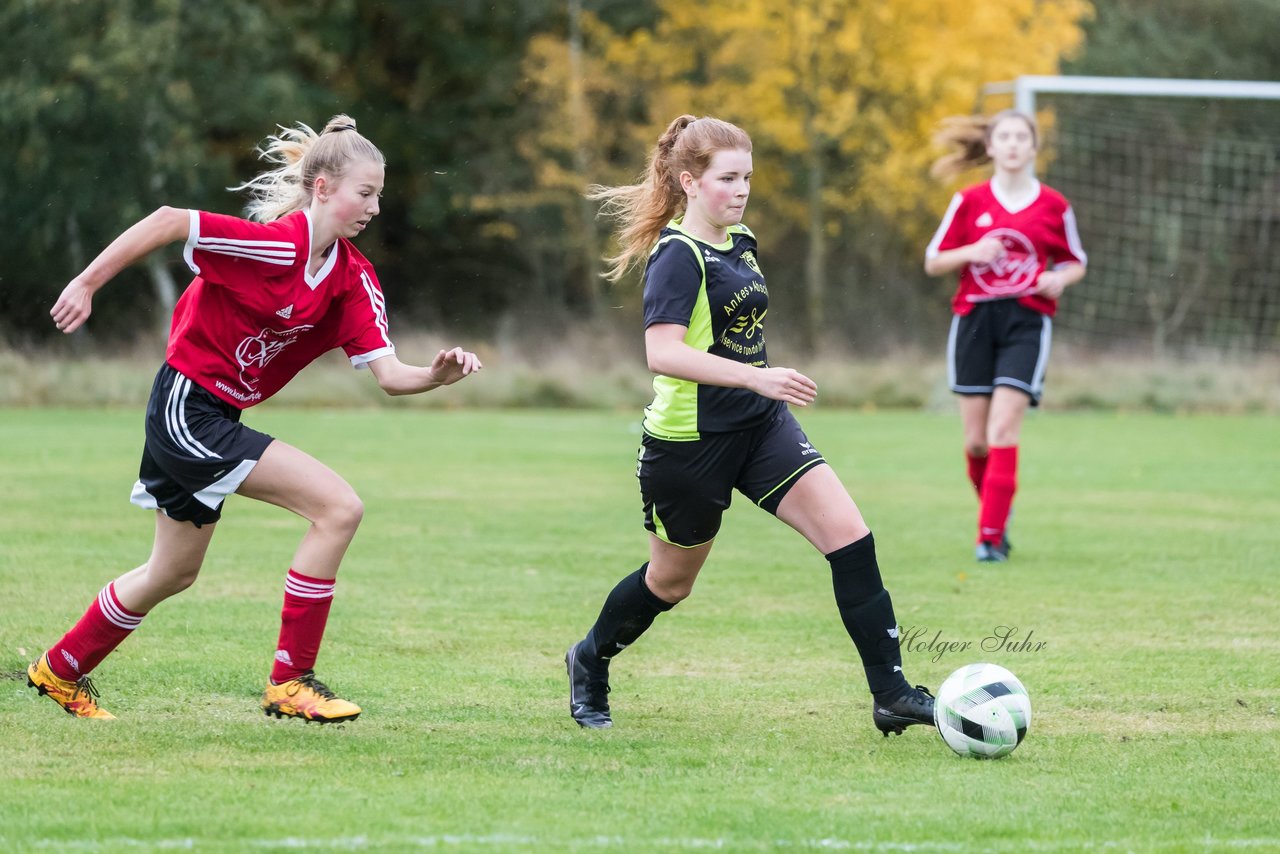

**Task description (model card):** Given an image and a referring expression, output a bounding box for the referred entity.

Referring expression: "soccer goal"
[984,75,1280,358]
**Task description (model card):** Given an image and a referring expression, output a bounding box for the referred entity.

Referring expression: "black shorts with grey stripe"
[130,363,274,527]
[947,299,1052,406]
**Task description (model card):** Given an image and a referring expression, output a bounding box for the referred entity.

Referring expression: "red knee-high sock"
[47,583,145,680]
[978,445,1018,545]
[966,452,989,496]
[270,569,335,683]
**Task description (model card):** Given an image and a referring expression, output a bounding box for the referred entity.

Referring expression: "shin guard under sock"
[978,445,1018,544]
[270,569,335,683]
[583,563,674,662]
[966,451,989,497]
[47,583,145,680]
[826,534,909,699]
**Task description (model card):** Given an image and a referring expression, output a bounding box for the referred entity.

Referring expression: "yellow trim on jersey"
[640,220,761,442]
[643,232,709,441]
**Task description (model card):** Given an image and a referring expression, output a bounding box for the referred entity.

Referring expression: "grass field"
[1,406,1278,851]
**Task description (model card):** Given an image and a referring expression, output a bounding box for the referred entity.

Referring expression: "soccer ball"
[933,663,1031,759]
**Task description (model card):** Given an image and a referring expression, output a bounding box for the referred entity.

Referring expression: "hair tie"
[329,123,356,133]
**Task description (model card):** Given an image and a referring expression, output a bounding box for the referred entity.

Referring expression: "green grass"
[1,407,1278,851]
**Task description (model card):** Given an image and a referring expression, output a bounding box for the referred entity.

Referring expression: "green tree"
[278,1,560,330]
[0,0,346,345]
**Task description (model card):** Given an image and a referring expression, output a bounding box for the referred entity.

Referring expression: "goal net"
[991,76,1280,358]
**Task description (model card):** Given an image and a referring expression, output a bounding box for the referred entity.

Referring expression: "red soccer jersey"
[925,180,1087,317]
[165,209,395,408]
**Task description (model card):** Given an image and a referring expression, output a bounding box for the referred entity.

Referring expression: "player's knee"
[646,574,694,604]
[965,440,988,458]
[654,581,694,603]
[987,423,1020,447]
[148,563,201,597]
[325,489,365,537]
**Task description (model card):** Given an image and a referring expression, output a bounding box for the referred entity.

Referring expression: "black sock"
[827,533,910,700]
[582,563,674,665]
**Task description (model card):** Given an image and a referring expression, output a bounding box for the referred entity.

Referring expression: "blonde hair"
[232,114,385,222]
[587,115,753,283]
[930,109,1039,181]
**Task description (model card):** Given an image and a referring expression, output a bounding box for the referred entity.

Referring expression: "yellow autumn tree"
[518,0,1092,345]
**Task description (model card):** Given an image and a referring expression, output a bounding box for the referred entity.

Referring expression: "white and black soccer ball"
[933,663,1031,759]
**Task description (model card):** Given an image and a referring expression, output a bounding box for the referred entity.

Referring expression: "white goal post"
[991,75,1280,116]
[980,75,1280,357]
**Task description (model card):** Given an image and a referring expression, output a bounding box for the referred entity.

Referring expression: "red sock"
[978,445,1018,544]
[966,452,989,496]
[270,569,335,683]
[47,583,145,680]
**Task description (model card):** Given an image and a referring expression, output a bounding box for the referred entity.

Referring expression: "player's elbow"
[151,206,191,240]
[376,375,413,396]
[368,356,414,396]
[646,348,676,375]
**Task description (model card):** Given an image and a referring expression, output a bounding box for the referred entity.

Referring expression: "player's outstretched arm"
[367,347,483,396]
[51,206,190,334]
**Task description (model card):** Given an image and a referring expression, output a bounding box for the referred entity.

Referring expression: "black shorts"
[947,299,1052,405]
[636,405,826,548]
[130,363,275,527]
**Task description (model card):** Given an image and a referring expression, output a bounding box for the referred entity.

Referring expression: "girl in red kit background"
[924,110,1087,563]
[30,115,481,721]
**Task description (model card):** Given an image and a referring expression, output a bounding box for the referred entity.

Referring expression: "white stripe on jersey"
[192,244,296,266]
[197,236,295,251]
[166,375,220,460]
[184,208,202,274]
[184,208,298,270]
[360,271,392,347]
[98,586,143,630]
[1060,206,1088,268]
[925,193,964,260]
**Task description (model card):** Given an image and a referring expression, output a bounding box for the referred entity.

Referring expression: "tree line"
[3,0,1277,353]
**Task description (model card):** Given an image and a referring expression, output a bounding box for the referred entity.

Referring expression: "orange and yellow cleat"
[27,654,116,719]
[261,671,360,723]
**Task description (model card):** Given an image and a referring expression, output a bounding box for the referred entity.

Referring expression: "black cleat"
[565,641,612,729]
[873,684,935,736]
[976,540,1010,563]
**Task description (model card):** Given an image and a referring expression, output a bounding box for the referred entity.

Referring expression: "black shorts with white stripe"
[130,362,274,527]
[947,299,1052,406]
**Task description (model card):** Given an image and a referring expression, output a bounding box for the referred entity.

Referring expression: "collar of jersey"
[302,210,340,290]
[988,178,1041,215]
[668,217,737,251]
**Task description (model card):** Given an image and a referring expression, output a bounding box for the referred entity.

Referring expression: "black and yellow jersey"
[641,218,779,440]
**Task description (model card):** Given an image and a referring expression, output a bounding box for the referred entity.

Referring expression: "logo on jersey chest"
[719,280,769,359]
[728,307,767,339]
[276,304,294,319]
[740,249,761,275]
[235,325,315,389]
[976,212,994,228]
[970,228,1039,295]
